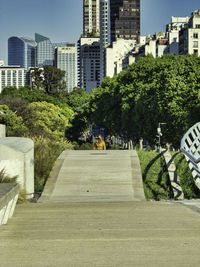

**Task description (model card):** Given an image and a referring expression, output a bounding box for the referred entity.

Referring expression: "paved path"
[1,150,200,266]
[39,150,145,202]
[1,201,200,267]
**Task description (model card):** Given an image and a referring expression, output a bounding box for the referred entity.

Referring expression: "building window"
[193,33,198,39]
[193,41,198,48]
[193,49,198,54]
[195,24,200,29]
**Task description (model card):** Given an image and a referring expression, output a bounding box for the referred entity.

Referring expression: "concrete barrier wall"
[0,138,34,198]
[0,124,6,138]
[0,183,19,225]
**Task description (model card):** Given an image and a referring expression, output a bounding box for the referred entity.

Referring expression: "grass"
[137,150,173,200]
[172,152,200,199]
[32,136,74,194]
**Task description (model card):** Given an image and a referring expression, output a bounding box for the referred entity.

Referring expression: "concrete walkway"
[1,150,200,266]
[39,150,145,202]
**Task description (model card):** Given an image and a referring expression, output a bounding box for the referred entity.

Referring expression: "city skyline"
[1,0,200,64]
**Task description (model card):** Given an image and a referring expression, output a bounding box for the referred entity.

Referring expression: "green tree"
[0,105,28,136]
[23,101,73,139]
[43,66,66,96]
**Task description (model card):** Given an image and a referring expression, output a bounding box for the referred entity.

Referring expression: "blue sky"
[0,0,200,64]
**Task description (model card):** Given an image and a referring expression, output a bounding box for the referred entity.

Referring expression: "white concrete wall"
[0,138,34,198]
[0,124,5,138]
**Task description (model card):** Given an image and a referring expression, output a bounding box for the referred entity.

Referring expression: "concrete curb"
[38,159,64,203]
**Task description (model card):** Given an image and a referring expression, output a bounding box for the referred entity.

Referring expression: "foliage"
[74,142,94,150]
[172,152,200,199]
[65,87,90,109]
[31,66,66,96]
[137,150,173,200]
[87,54,200,148]
[32,136,74,193]
[1,86,69,108]
[23,101,73,139]
[0,104,28,136]
[0,169,17,183]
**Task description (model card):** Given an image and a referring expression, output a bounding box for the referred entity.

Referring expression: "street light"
[58,113,66,139]
[157,122,166,151]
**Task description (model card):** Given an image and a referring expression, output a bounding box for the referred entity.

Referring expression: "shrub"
[32,136,74,193]
[137,150,173,200]
[172,152,200,199]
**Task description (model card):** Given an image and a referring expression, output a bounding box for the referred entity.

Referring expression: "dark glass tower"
[110,0,140,43]
[8,37,37,70]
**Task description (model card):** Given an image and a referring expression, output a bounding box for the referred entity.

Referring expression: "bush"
[172,152,200,199]
[74,142,94,150]
[137,150,173,200]
[32,136,74,193]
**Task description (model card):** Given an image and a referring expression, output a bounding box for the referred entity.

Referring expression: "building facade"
[179,10,200,56]
[100,0,109,83]
[55,43,77,93]
[35,33,54,67]
[0,66,25,93]
[83,0,100,35]
[78,37,100,93]
[8,37,37,70]
[110,0,140,43]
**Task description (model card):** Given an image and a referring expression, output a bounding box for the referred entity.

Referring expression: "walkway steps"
[1,201,200,266]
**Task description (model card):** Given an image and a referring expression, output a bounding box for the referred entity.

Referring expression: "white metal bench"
[180,122,200,189]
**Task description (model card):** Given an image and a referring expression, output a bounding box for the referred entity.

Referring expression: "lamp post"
[157,122,166,151]
[58,113,66,139]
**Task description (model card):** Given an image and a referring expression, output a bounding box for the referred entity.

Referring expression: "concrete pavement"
[39,150,145,202]
[1,150,200,266]
[1,201,200,266]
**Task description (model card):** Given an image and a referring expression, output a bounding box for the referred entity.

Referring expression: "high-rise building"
[83,0,100,35]
[78,37,100,93]
[8,37,37,70]
[35,33,54,67]
[55,43,77,92]
[0,66,25,93]
[100,0,109,83]
[179,10,200,56]
[110,0,140,43]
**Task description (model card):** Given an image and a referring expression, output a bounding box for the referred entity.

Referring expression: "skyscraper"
[55,43,77,92]
[110,0,140,43]
[35,33,54,67]
[77,36,100,93]
[83,0,100,35]
[100,0,109,83]
[8,37,37,70]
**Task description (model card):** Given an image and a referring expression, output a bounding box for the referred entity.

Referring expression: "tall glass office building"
[8,37,37,70]
[35,33,54,67]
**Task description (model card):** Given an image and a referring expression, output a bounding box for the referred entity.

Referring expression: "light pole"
[157,122,166,151]
[58,113,66,139]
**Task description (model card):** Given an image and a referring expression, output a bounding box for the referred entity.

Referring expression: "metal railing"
[180,122,200,189]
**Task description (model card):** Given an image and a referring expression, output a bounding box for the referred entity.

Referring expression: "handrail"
[180,147,200,164]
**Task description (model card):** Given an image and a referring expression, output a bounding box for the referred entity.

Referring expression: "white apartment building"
[0,66,25,93]
[83,0,100,35]
[105,39,136,77]
[55,43,77,93]
[166,16,189,55]
[179,10,200,56]
[78,37,100,93]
